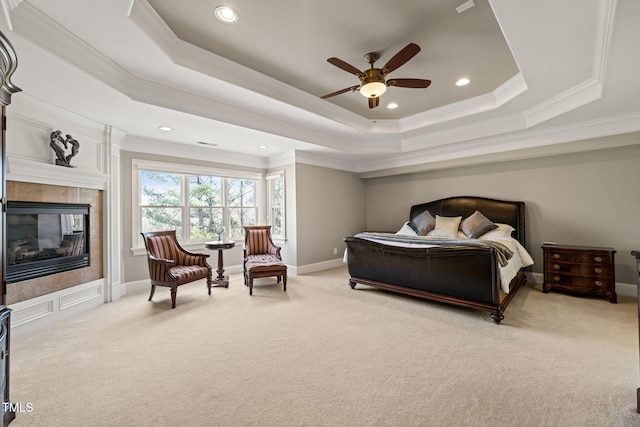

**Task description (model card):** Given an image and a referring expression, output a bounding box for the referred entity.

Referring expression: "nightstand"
[542,244,617,303]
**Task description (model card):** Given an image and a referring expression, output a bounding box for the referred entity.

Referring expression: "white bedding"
[344,222,534,294]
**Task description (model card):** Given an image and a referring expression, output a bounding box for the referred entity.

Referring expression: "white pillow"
[478,223,515,240]
[396,222,418,236]
[431,215,462,238]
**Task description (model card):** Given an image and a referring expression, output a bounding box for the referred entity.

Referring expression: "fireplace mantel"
[7,157,109,190]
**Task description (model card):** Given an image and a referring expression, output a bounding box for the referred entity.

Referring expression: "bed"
[343,196,533,323]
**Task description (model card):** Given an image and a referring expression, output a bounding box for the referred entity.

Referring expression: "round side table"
[205,240,236,287]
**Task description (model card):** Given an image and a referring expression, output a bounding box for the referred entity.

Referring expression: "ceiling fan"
[321,43,432,109]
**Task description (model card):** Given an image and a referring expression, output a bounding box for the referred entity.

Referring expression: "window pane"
[273,177,283,206]
[229,207,257,238]
[188,175,222,207]
[140,171,181,206]
[227,178,255,207]
[141,207,182,235]
[189,207,223,240]
[272,207,283,235]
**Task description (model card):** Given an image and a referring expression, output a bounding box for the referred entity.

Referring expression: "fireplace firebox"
[6,201,90,284]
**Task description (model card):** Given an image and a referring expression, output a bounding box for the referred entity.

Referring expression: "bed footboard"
[345,237,524,323]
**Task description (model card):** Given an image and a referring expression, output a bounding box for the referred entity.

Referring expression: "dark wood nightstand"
[542,244,617,303]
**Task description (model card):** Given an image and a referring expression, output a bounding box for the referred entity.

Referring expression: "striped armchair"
[141,230,212,308]
[243,226,287,296]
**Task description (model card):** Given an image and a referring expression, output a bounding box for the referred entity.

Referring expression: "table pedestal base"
[212,276,230,288]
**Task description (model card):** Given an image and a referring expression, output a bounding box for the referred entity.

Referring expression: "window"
[133,160,261,248]
[266,171,285,240]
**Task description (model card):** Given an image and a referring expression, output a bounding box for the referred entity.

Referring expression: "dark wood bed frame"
[344,196,527,323]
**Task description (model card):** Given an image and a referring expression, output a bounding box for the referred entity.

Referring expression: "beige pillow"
[460,210,498,239]
[432,215,462,238]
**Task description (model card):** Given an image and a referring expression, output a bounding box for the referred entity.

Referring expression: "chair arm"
[148,254,175,266]
[146,254,175,282]
[268,244,281,257]
[180,250,211,268]
[182,249,211,259]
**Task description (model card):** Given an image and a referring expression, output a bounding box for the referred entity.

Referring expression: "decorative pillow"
[431,215,462,238]
[478,223,515,240]
[460,210,498,239]
[409,210,436,236]
[396,222,418,236]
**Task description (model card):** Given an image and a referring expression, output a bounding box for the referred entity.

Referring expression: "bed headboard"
[409,196,526,246]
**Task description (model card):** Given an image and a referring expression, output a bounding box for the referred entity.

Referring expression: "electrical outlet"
[333,248,337,255]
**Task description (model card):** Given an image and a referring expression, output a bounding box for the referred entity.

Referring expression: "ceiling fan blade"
[327,58,364,77]
[381,43,421,75]
[387,78,431,88]
[368,96,379,109]
[321,85,360,99]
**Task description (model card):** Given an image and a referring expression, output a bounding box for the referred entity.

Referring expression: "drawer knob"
[553,276,561,282]
[553,264,560,270]
[594,256,603,262]
[595,280,602,287]
[594,268,602,274]
[552,254,560,259]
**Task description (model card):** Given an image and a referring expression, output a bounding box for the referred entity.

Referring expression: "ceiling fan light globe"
[360,82,387,98]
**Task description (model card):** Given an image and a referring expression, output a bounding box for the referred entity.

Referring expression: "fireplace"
[6,201,90,284]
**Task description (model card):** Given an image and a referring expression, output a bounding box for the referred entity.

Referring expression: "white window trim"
[131,159,264,255]
[266,170,286,243]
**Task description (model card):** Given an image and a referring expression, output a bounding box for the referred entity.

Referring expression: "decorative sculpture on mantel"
[50,130,80,167]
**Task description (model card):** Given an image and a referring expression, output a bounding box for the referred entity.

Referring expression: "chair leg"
[207,273,212,295]
[283,272,287,292]
[148,285,156,301]
[249,276,253,296]
[170,287,177,309]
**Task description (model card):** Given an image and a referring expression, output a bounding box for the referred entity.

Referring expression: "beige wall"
[121,142,640,285]
[295,163,366,266]
[364,143,640,284]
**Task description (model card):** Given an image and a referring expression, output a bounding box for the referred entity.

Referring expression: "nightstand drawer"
[546,262,612,277]
[545,251,612,265]
[545,273,612,291]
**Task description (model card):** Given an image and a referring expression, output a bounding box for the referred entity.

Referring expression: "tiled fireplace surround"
[6,181,104,305]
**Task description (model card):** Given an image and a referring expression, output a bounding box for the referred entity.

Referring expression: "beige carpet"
[8,266,640,427]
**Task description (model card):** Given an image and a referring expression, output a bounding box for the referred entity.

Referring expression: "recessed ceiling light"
[387,102,398,109]
[257,145,268,149]
[214,6,238,23]
[456,78,470,86]
[158,126,173,132]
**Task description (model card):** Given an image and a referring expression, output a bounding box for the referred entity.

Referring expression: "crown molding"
[0,0,23,30]
[122,135,267,170]
[358,110,640,175]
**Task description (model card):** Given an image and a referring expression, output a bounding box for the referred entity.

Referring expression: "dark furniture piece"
[632,250,640,413]
[344,196,527,323]
[542,244,616,303]
[205,240,236,287]
[243,226,287,296]
[0,29,21,426]
[141,230,212,308]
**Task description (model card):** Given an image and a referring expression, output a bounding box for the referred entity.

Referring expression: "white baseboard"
[293,258,345,275]
[9,279,106,338]
[527,272,637,297]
